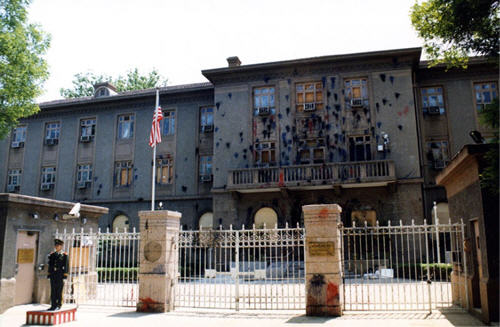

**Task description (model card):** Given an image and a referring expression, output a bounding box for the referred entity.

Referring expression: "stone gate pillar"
[302,204,343,316]
[137,210,181,312]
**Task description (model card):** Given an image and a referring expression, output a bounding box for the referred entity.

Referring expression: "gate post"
[137,210,181,312]
[302,204,343,316]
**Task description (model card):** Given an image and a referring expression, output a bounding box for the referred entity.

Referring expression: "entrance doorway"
[14,230,38,305]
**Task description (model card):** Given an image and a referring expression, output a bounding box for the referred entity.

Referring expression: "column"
[137,210,181,312]
[302,204,343,316]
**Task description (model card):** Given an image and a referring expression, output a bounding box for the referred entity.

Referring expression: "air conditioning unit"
[7,185,18,192]
[45,138,58,146]
[200,175,212,182]
[40,184,52,191]
[11,141,24,148]
[350,98,364,107]
[77,181,89,189]
[303,103,316,112]
[80,135,92,143]
[202,125,214,133]
[257,107,271,116]
[433,160,446,170]
[427,106,441,115]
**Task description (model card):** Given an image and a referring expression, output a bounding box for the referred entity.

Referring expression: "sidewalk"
[0,304,487,327]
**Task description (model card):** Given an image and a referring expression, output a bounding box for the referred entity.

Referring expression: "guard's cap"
[54,239,64,246]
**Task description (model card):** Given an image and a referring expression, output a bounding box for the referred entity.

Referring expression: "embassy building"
[0,48,497,231]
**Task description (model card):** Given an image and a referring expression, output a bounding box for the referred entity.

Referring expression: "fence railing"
[228,160,395,189]
[54,228,140,307]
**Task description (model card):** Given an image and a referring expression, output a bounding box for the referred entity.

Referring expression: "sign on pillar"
[302,204,343,316]
[137,210,181,313]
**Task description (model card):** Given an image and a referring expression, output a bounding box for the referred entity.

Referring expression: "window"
[41,167,56,190]
[298,139,325,164]
[200,107,214,132]
[114,161,133,187]
[345,78,369,107]
[474,82,498,111]
[427,141,448,169]
[80,118,96,140]
[254,87,275,115]
[11,126,26,147]
[77,164,92,183]
[199,156,212,178]
[117,115,134,139]
[349,136,372,161]
[7,169,21,191]
[254,142,276,166]
[156,156,173,184]
[162,110,175,136]
[421,87,445,115]
[296,82,323,112]
[45,122,60,144]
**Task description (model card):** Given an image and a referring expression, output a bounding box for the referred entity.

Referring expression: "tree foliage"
[411,0,499,68]
[60,68,167,98]
[0,0,50,139]
[479,98,499,196]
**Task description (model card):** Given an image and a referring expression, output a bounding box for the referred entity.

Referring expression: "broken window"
[254,87,275,115]
[115,161,133,187]
[474,82,498,111]
[427,141,448,169]
[200,106,214,132]
[296,82,323,112]
[117,115,134,139]
[156,156,174,184]
[298,139,325,164]
[254,142,276,166]
[345,78,369,108]
[349,135,372,161]
[162,110,175,136]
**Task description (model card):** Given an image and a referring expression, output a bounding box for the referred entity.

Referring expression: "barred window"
[118,115,134,139]
[156,156,173,184]
[162,110,175,136]
[296,82,323,112]
[115,161,133,187]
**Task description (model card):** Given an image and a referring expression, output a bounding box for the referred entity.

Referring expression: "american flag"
[149,106,163,147]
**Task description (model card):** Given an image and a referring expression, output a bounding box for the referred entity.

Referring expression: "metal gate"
[176,224,305,310]
[55,228,140,307]
[340,219,467,311]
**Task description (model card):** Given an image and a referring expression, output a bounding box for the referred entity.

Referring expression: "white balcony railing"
[228,160,395,189]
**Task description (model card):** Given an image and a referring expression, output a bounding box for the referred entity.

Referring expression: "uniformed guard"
[47,239,68,311]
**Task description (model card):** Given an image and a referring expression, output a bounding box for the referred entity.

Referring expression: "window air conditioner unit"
[80,135,92,143]
[350,98,364,107]
[11,141,24,148]
[427,106,441,115]
[200,175,212,182]
[40,184,52,191]
[257,107,271,116]
[303,103,316,112]
[45,138,58,146]
[203,125,214,133]
[7,185,18,192]
[433,160,446,170]
[77,181,89,189]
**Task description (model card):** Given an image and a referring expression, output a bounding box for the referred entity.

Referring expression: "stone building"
[0,48,497,231]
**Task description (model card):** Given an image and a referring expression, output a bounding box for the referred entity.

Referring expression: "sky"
[28,0,423,102]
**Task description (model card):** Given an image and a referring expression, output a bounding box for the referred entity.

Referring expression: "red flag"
[149,106,163,147]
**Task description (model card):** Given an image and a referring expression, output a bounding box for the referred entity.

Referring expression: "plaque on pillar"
[302,204,343,316]
[137,210,181,313]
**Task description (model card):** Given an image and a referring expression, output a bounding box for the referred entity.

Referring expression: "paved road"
[0,304,488,327]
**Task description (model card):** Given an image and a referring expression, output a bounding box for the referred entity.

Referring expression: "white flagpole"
[151,89,159,211]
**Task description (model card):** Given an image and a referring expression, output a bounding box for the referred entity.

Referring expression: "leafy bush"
[395,263,452,281]
[97,267,138,282]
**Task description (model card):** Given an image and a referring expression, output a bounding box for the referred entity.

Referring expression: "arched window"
[112,214,129,232]
[199,212,213,230]
[254,207,278,229]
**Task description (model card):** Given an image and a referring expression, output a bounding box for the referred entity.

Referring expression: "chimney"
[226,56,241,67]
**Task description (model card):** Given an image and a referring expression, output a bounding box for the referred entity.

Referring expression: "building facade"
[0,48,497,231]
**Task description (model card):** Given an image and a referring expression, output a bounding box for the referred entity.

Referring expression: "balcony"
[228,160,396,192]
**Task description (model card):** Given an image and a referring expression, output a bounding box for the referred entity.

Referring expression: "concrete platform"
[25,305,77,325]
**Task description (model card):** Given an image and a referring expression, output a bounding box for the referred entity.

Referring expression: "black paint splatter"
[216,102,221,110]
[389,76,394,85]
[226,142,231,148]
[394,92,400,99]
[330,77,336,89]
[398,125,403,130]
[181,186,187,192]
[228,93,232,99]
[379,74,386,82]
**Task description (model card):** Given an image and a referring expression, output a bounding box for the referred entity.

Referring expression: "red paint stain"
[138,297,161,312]
[326,282,339,306]
[319,208,329,219]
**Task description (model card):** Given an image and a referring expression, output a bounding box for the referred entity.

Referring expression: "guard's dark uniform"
[48,248,68,309]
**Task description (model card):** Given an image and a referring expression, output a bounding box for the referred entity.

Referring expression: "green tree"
[479,98,499,196]
[60,68,167,98]
[410,0,499,68]
[0,0,50,139]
